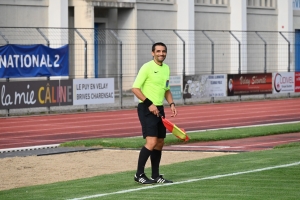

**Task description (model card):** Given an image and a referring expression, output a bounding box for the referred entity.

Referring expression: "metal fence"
[0,28,298,115]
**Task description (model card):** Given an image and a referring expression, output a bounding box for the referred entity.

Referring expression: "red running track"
[1,98,300,150]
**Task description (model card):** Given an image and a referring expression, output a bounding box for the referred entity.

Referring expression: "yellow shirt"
[132,60,170,106]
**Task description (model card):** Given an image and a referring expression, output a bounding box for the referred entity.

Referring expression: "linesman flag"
[160,114,190,142]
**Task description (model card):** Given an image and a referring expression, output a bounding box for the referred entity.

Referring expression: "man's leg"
[136,136,157,175]
[150,139,172,183]
[134,137,157,184]
[136,146,152,175]
[150,138,164,179]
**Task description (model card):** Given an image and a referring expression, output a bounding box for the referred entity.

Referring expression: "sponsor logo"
[274,73,282,92]
[274,73,294,93]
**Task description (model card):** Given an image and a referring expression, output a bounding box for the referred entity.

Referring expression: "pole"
[173,30,186,105]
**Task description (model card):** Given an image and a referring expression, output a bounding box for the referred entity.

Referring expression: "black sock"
[136,146,152,176]
[150,149,162,179]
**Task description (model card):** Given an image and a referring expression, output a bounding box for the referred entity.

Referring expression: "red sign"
[227,73,272,96]
[295,72,300,93]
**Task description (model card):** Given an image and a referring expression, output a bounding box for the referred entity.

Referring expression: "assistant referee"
[132,42,177,184]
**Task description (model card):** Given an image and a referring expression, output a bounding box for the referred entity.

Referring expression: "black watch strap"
[169,102,175,107]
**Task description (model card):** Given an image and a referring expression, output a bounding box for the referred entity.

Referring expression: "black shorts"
[137,103,166,139]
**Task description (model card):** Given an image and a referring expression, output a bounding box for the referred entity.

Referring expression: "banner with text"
[295,72,300,92]
[183,74,226,99]
[273,72,295,93]
[73,78,114,105]
[227,73,272,96]
[0,44,69,78]
[169,75,182,100]
[0,80,73,109]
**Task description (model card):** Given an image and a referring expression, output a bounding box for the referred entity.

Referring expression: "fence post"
[37,28,50,47]
[279,32,291,98]
[142,30,155,44]
[5,77,9,117]
[173,30,186,105]
[255,32,267,73]
[110,30,123,109]
[0,31,9,44]
[255,31,267,99]
[142,30,155,60]
[0,31,10,116]
[75,29,88,111]
[229,31,242,101]
[37,28,51,113]
[202,31,215,103]
[279,32,291,72]
[229,31,241,74]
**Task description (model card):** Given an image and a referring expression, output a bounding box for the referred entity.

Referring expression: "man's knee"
[154,138,164,150]
[145,137,158,150]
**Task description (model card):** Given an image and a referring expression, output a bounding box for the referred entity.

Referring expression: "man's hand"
[170,104,177,117]
[149,104,160,117]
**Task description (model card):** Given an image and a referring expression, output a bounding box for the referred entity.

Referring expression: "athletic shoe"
[134,173,154,184]
[151,175,173,183]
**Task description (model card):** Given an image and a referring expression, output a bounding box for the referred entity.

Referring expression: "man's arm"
[132,88,147,101]
[165,90,177,117]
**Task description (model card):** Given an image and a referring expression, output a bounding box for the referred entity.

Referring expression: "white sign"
[272,72,294,93]
[73,78,114,105]
[183,74,226,98]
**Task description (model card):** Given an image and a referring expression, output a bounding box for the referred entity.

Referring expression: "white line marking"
[170,145,231,149]
[169,138,300,150]
[68,161,300,200]
[0,144,60,153]
[230,138,300,149]
[187,120,300,133]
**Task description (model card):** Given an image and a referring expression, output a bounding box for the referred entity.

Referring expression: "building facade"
[0,0,300,84]
[1,0,298,31]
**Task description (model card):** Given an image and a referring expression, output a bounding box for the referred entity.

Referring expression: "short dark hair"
[152,42,167,52]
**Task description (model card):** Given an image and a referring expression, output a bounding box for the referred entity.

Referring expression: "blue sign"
[294,0,300,10]
[0,44,69,78]
[170,85,182,100]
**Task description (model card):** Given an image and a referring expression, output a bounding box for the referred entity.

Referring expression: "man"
[132,42,177,184]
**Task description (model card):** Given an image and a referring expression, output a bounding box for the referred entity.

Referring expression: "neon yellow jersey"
[133,60,170,106]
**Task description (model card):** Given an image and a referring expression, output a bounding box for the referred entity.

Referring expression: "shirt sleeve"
[132,64,148,88]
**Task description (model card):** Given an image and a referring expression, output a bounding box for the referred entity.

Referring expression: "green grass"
[2,122,300,199]
[0,146,299,200]
[60,122,300,148]
[274,141,300,149]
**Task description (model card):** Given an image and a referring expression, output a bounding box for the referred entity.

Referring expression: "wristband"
[169,102,175,107]
[143,98,153,107]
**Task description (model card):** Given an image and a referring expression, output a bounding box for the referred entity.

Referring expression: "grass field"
[1,123,300,199]
[0,145,299,200]
[60,122,300,148]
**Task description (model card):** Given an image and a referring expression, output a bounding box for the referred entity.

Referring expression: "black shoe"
[151,175,173,183]
[134,173,154,184]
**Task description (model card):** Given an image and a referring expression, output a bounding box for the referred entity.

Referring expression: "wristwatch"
[169,102,175,107]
